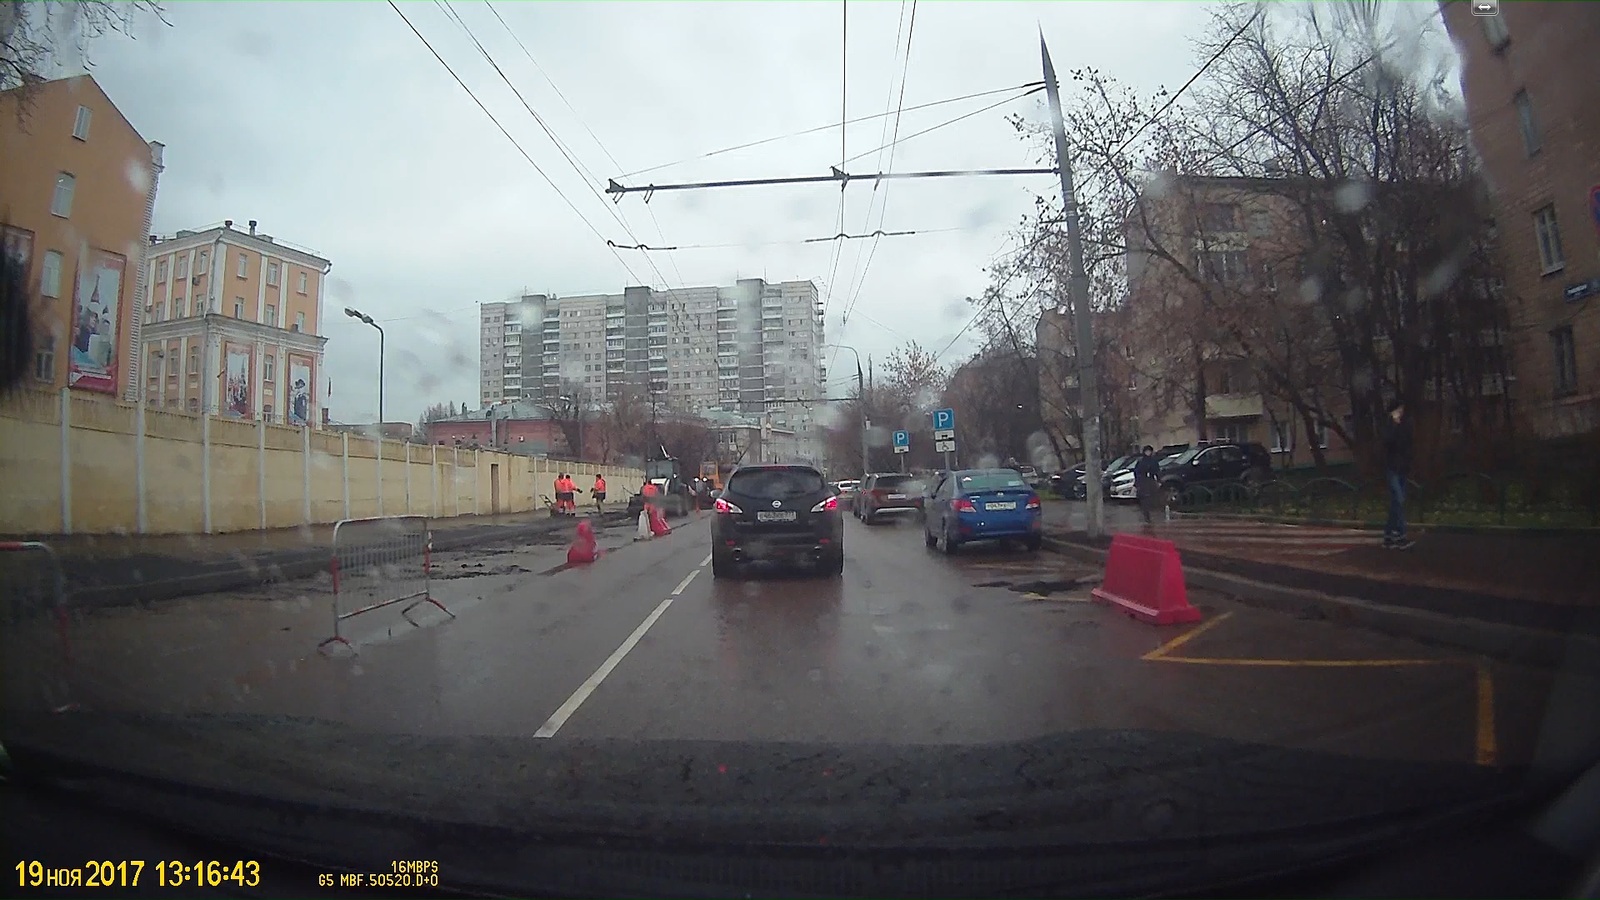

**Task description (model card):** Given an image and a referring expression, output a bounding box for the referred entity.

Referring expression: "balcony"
[1204,392,1265,420]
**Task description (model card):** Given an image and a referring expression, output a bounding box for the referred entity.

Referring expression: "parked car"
[626,475,693,518]
[922,468,1043,554]
[1071,454,1138,500]
[713,464,844,578]
[1109,441,1271,502]
[833,479,861,508]
[853,473,925,523]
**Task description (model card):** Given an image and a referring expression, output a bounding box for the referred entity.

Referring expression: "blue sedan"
[922,468,1044,555]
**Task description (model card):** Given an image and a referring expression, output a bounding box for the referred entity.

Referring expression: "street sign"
[932,408,956,431]
[935,439,956,454]
[933,428,955,441]
[892,429,910,451]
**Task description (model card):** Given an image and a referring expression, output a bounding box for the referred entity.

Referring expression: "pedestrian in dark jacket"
[1133,445,1162,526]
[1381,401,1414,550]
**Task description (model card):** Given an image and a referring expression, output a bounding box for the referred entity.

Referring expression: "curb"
[1038,535,1599,669]
[1167,509,1600,537]
[64,512,630,609]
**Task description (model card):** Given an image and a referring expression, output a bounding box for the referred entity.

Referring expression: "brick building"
[1440,0,1600,438]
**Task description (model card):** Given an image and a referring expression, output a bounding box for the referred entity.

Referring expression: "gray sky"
[83,0,1215,423]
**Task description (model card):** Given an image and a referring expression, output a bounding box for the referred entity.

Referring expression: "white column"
[201,409,212,534]
[301,425,312,524]
[341,432,351,519]
[452,445,460,516]
[430,443,439,516]
[473,449,481,515]
[257,417,267,530]
[403,442,412,514]
[58,387,71,535]
[376,436,385,517]
[134,398,147,533]
[252,338,266,419]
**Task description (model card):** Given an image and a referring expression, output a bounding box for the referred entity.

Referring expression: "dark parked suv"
[1159,441,1273,494]
[712,464,844,578]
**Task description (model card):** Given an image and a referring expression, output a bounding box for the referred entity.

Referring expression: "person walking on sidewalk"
[1132,445,1162,526]
[1382,400,1414,550]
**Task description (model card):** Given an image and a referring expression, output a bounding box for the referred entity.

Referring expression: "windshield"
[729,468,825,499]
[957,471,1029,492]
[0,2,1586,894]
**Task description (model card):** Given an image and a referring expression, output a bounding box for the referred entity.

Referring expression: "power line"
[614,82,1045,180]
[1108,9,1260,160]
[606,166,1057,196]
[841,84,1043,168]
[480,0,688,289]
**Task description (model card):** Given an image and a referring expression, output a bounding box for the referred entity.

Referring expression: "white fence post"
[342,432,351,519]
[201,409,213,534]
[473,449,481,515]
[430,443,439,517]
[257,418,268,530]
[302,426,312,525]
[452,445,460,517]
[58,388,71,535]
[403,442,412,514]
[135,399,147,534]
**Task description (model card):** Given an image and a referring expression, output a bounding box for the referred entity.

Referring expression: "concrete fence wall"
[0,389,648,536]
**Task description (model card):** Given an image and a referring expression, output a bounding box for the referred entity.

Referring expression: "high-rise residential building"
[1440,0,1600,437]
[0,74,164,401]
[140,220,331,425]
[477,278,825,462]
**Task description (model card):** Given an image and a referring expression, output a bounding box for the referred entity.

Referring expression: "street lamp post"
[828,344,867,481]
[344,307,385,427]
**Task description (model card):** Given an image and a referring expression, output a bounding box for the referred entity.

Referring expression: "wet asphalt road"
[11,507,1555,768]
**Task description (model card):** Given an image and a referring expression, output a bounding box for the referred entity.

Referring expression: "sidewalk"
[1042,501,1600,639]
[7,510,624,608]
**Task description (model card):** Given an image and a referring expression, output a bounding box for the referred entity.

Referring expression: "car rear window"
[873,475,915,490]
[957,471,1028,492]
[730,468,826,500]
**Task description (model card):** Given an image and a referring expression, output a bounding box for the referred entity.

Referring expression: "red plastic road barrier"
[566,520,601,565]
[1091,533,1201,625]
[648,503,672,536]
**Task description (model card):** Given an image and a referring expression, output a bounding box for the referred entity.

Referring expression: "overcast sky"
[82,0,1220,423]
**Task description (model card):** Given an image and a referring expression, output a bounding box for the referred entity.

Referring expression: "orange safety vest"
[642,482,658,498]
[594,476,606,492]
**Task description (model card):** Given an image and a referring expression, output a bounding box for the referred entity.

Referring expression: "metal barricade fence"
[319,516,454,652]
[0,541,76,713]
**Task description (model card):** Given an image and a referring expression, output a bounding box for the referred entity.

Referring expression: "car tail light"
[1026,494,1041,510]
[811,496,838,513]
[714,497,743,514]
[953,498,976,513]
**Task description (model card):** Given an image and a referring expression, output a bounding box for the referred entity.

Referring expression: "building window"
[1533,205,1564,273]
[188,397,200,413]
[188,347,199,375]
[233,299,244,318]
[263,405,274,420]
[50,173,75,217]
[1551,326,1577,395]
[196,249,209,275]
[33,334,54,381]
[1513,90,1540,156]
[293,312,305,332]
[1481,12,1509,50]
[157,259,168,282]
[297,271,308,294]
[1314,422,1330,449]
[1270,421,1292,453]
[236,253,248,278]
[40,250,62,298]
[1200,203,1239,232]
[72,105,91,140]
[1201,249,1247,283]
[265,304,277,327]
[266,261,280,286]
[173,296,186,317]
[264,355,275,382]
[175,255,189,279]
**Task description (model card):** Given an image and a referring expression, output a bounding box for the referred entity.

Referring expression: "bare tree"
[3,1,167,116]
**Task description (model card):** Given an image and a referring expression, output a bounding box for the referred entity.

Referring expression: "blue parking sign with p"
[892,430,909,449]
[932,408,955,431]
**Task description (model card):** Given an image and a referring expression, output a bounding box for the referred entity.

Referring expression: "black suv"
[712,464,844,578]
[1159,442,1273,493]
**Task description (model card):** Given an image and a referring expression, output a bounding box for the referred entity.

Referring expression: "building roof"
[151,221,330,269]
[1,73,149,146]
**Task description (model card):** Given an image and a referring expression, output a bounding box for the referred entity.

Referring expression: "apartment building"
[140,220,331,425]
[1440,0,1600,438]
[0,74,164,400]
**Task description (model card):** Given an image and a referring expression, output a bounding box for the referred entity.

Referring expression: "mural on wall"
[224,343,252,418]
[288,356,312,426]
[68,250,126,394]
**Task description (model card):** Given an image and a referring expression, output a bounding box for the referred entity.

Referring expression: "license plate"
[887,493,906,500]
[756,510,797,523]
[986,501,1017,511]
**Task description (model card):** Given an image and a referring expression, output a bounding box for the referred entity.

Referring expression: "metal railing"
[318,516,454,653]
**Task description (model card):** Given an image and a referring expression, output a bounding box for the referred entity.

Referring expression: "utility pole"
[858,360,869,480]
[1041,33,1105,539]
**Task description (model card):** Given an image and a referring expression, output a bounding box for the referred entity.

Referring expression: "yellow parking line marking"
[1150,657,1447,668]
[1476,662,1498,767]
[1142,612,1233,660]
